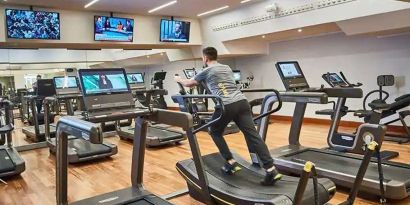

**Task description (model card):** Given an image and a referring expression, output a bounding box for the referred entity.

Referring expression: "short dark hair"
[202,47,218,61]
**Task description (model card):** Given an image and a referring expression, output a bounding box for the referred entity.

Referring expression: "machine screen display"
[127,73,144,84]
[233,70,241,81]
[54,76,78,89]
[328,74,344,84]
[184,69,196,79]
[79,69,130,96]
[278,63,302,78]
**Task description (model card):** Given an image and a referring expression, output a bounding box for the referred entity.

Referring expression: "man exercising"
[174,47,282,185]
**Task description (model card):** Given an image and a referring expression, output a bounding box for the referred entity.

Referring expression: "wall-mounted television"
[94,16,134,42]
[6,9,61,40]
[160,19,190,43]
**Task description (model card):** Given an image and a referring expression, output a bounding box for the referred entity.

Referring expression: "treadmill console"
[37,79,56,97]
[183,68,197,79]
[276,61,309,91]
[322,73,349,87]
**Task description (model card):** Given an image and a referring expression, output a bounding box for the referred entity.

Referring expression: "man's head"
[202,47,218,65]
[174,22,182,33]
[36,75,42,80]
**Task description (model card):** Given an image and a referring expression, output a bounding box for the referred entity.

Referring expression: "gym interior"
[0,0,409,205]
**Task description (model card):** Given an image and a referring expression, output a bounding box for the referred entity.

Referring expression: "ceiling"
[0,0,262,18]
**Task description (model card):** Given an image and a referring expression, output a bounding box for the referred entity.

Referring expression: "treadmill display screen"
[127,73,144,84]
[183,69,196,79]
[233,70,241,81]
[79,69,130,96]
[277,62,302,78]
[327,73,346,86]
[54,76,78,89]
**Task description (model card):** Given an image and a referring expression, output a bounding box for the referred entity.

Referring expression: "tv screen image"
[54,76,78,89]
[233,70,241,82]
[160,19,190,43]
[6,9,60,40]
[127,73,144,84]
[278,63,302,78]
[94,16,134,42]
[80,70,129,95]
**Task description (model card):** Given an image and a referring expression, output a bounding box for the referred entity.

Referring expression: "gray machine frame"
[118,88,187,146]
[44,97,118,163]
[55,108,192,205]
[255,90,410,200]
[0,100,25,178]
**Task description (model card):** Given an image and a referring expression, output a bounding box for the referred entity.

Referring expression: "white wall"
[236,33,410,124]
[199,0,410,56]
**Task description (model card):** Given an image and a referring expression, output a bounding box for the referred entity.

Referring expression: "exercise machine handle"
[172,94,225,134]
[253,89,282,121]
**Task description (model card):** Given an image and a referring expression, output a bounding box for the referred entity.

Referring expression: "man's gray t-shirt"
[193,63,246,105]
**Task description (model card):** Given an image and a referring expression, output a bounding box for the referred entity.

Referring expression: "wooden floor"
[1,119,409,205]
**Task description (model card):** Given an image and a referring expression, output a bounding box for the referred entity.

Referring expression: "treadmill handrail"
[57,116,103,144]
[43,97,57,140]
[0,99,14,147]
[56,116,103,205]
[172,94,225,134]
[253,90,282,122]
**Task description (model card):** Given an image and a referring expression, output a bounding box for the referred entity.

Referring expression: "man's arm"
[174,76,198,88]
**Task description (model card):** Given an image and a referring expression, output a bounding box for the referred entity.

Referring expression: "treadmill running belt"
[147,127,182,141]
[0,150,15,173]
[177,153,335,204]
[69,139,112,158]
[283,149,410,182]
[278,149,410,199]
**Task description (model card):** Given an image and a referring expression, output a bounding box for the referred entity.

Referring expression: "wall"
[199,0,410,56]
[235,33,410,124]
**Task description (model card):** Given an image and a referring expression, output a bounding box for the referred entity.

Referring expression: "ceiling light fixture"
[149,0,178,13]
[197,5,229,17]
[84,0,100,8]
[262,35,266,38]
[241,0,252,3]
[297,28,303,32]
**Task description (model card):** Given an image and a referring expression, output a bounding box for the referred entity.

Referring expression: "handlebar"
[245,89,282,122]
[172,94,225,134]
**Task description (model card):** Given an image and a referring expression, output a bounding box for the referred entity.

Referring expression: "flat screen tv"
[6,9,61,40]
[94,16,134,42]
[160,19,190,43]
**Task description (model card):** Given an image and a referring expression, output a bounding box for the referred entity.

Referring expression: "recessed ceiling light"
[84,0,100,8]
[149,0,178,13]
[298,28,303,32]
[197,5,229,17]
[262,35,266,39]
[241,0,252,3]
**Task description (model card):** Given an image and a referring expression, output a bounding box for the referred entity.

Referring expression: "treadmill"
[118,71,187,146]
[0,99,25,178]
[55,68,192,205]
[53,76,84,116]
[257,61,410,200]
[171,88,336,204]
[44,97,118,163]
[22,79,57,142]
